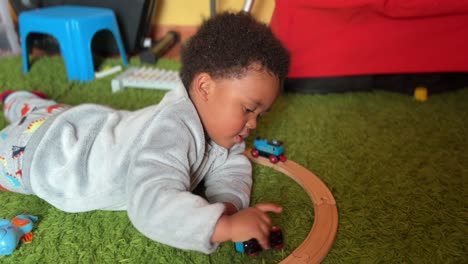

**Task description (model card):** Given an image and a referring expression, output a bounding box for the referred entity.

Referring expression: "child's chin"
[213,139,235,149]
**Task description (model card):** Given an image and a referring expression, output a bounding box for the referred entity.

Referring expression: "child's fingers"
[258,219,271,235]
[254,203,283,214]
[257,236,270,250]
[254,225,271,249]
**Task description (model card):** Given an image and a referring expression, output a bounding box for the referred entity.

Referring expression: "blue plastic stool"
[19,5,129,82]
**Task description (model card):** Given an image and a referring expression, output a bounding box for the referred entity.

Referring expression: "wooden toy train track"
[245,149,338,264]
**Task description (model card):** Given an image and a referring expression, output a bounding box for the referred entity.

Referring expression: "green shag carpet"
[0,56,467,263]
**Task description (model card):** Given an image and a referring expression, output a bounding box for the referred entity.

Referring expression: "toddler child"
[0,12,290,253]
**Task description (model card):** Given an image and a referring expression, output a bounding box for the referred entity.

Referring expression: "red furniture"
[270,0,468,93]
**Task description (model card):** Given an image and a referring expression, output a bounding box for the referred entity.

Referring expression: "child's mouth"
[235,135,244,143]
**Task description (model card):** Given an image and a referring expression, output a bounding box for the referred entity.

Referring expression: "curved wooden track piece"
[245,149,338,264]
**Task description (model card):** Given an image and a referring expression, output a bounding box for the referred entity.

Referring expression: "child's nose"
[247,118,257,130]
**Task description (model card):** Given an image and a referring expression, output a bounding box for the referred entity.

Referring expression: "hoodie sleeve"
[203,143,253,211]
[126,110,225,254]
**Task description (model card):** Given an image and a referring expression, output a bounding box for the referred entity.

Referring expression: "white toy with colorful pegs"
[111,67,180,93]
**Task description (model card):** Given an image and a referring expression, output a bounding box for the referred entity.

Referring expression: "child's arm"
[204,142,253,213]
[211,203,282,249]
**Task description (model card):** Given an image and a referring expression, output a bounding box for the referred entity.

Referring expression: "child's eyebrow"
[247,99,261,107]
[248,99,270,112]
[258,102,273,112]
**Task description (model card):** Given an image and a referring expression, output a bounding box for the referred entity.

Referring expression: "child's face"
[192,66,281,149]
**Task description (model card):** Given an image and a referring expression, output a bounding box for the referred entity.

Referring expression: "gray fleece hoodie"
[21,81,252,253]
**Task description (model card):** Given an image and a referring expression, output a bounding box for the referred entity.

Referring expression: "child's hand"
[229,203,282,249]
[212,203,282,249]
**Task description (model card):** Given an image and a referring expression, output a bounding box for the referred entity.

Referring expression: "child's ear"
[193,73,213,101]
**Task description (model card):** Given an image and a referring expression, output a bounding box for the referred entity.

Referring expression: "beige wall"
[153,0,275,26]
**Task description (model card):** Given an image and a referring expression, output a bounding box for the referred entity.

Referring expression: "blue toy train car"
[251,137,287,164]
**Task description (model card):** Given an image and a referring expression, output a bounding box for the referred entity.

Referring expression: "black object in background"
[284,73,468,95]
[140,31,180,64]
[10,0,157,55]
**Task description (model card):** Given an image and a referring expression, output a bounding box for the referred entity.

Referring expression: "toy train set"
[243,136,338,263]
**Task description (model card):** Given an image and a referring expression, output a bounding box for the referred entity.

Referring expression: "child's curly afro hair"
[180,12,290,89]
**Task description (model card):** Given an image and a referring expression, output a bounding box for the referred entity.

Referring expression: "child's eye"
[245,107,255,113]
